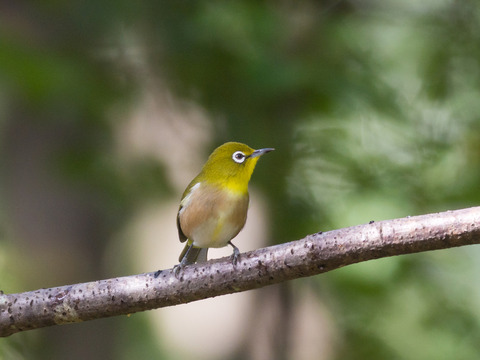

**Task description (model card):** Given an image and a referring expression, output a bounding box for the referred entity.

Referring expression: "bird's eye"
[232,151,246,164]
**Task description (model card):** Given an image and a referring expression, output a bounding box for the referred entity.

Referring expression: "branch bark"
[2,206,480,337]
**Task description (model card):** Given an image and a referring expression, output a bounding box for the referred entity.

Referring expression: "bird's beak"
[250,147,275,158]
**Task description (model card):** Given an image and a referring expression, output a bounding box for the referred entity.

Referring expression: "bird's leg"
[228,241,240,265]
[173,243,194,277]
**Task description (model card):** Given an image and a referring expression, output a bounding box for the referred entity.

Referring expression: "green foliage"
[1,0,480,359]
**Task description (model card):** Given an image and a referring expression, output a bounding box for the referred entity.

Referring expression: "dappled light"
[1,1,480,359]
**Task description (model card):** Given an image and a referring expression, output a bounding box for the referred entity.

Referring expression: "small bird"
[175,142,274,271]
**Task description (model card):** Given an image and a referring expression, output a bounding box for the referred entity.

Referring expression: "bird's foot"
[228,241,240,265]
[172,255,191,278]
[172,243,195,278]
[172,263,184,278]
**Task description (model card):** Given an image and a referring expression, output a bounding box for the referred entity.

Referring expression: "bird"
[175,141,274,273]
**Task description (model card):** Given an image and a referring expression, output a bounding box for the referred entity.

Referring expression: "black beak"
[250,148,275,158]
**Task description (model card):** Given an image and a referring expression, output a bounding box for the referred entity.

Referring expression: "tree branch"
[2,206,480,337]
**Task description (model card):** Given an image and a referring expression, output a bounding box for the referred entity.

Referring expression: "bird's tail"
[178,241,208,264]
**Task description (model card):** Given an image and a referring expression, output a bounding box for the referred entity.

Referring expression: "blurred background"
[1,1,480,359]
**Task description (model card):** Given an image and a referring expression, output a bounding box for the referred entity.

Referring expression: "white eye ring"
[232,151,246,164]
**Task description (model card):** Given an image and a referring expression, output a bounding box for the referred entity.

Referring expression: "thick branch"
[2,206,480,337]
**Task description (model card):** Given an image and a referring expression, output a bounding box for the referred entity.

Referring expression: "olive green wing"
[176,180,208,264]
[177,208,187,243]
[176,180,201,243]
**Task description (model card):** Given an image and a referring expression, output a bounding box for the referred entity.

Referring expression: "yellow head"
[198,142,274,194]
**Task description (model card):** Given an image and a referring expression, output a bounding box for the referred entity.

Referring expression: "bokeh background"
[1,1,480,359]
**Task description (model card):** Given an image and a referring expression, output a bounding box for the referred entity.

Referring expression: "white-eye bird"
[176,142,274,269]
